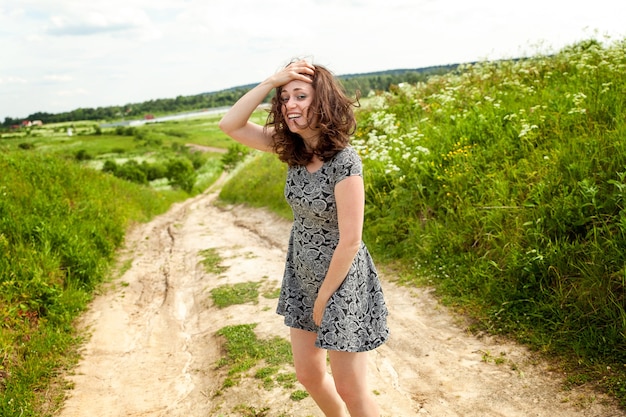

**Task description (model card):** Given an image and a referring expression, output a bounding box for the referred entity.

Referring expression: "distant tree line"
[339,65,457,97]
[2,65,457,128]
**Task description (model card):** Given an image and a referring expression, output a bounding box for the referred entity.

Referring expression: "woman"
[219,59,389,417]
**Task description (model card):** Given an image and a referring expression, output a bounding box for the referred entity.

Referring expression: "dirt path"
[57,181,625,417]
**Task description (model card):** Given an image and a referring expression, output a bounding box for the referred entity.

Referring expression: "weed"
[215,324,292,391]
[289,390,309,401]
[263,287,282,299]
[233,404,270,416]
[199,248,228,275]
[275,372,297,389]
[210,282,261,308]
[0,146,187,415]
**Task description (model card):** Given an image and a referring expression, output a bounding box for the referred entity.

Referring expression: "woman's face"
[280,80,317,137]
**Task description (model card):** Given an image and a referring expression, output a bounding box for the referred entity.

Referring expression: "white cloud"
[1,0,625,119]
[44,74,74,82]
[56,88,90,97]
[0,76,29,85]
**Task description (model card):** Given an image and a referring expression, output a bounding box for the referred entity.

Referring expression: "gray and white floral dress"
[276,147,389,352]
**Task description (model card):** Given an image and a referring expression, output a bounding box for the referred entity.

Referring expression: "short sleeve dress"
[276,147,389,352]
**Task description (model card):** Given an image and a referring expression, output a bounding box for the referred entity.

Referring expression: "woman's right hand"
[267,60,315,88]
[219,60,315,152]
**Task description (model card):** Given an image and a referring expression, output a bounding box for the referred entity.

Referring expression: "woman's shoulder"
[328,146,362,179]
[332,146,361,165]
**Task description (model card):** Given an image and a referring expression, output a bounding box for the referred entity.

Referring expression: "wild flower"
[518,122,539,138]
[567,92,588,114]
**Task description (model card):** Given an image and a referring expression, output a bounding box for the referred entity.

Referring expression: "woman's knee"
[328,350,370,406]
[294,362,327,388]
[334,379,362,405]
[289,328,328,388]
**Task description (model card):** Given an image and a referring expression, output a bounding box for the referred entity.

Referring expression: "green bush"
[18,142,35,150]
[116,160,148,184]
[166,158,197,193]
[102,159,118,174]
[142,161,168,181]
[221,143,252,171]
[74,149,93,161]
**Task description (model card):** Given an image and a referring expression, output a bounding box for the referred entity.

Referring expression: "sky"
[1,0,625,120]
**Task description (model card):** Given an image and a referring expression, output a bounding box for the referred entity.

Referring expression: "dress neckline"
[305,157,324,174]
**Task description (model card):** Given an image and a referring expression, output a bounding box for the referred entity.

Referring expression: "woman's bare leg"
[328,350,380,417]
[290,328,348,417]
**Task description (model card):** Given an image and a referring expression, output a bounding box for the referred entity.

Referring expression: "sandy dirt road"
[56,180,625,417]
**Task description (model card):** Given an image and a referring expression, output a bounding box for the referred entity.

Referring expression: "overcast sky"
[1,0,625,120]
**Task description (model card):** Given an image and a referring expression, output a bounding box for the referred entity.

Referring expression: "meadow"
[0,36,624,415]
[349,37,626,379]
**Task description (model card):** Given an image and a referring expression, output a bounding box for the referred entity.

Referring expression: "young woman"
[219,60,389,417]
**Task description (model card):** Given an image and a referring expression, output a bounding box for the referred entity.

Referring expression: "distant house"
[32,120,43,126]
[21,120,32,127]
[144,114,155,120]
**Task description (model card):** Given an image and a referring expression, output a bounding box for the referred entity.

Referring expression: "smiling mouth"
[287,113,301,120]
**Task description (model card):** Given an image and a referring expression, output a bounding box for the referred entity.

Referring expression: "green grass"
[0,152,182,416]
[199,248,229,275]
[141,116,234,148]
[0,114,229,195]
[219,152,292,220]
[215,324,293,391]
[351,37,626,376]
[210,282,262,308]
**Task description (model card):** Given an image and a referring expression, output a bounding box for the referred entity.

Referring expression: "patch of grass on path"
[199,248,228,275]
[210,282,261,308]
[214,323,295,392]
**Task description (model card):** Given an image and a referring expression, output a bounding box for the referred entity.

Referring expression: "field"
[0,36,625,415]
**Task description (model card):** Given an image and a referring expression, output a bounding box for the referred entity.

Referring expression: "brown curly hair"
[266,64,359,166]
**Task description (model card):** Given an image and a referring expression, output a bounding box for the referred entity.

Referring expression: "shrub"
[116,160,148,184]
[102,159,118,174]
[74,149,93,161]
[18,142,35,150]
[221,143,252,171]
[142,161,168,181]
[166,158,197,193]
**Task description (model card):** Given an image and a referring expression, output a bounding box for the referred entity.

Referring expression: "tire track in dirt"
[57,183,626,417]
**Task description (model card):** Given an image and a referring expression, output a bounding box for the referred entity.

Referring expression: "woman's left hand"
[313,295,328,327]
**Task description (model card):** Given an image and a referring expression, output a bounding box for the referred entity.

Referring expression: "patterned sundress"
[276,147,389,352]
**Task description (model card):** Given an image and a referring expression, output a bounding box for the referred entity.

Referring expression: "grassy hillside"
[221,37,626,406]
[0,114,230,416]
[0,152,185,416]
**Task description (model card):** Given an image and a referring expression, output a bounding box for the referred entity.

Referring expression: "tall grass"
[352,37,626,402]
[0,112,230,415]
[219,38,626,405]
[219,152,292,219]
[0,152,179,416]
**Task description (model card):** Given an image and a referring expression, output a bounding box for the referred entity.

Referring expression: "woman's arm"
[313,175,365,326]
[218,60,315,152]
